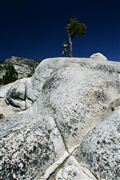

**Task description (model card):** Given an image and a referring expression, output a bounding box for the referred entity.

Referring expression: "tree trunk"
[68,34,72,57]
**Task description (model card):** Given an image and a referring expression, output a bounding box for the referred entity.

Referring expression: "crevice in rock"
[37,102,84,179]
[46,147,79,180]
[53,117,69,153]
[41,99,70,154]
[47,152,97,180]
[45,95,120,179]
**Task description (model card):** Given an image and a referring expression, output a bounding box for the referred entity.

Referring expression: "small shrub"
[0,78,3,85]
[3,63,18,85]
[0,113,5,119]
[16,57,23,60]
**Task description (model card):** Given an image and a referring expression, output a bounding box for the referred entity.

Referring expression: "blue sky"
[0,0,119,61]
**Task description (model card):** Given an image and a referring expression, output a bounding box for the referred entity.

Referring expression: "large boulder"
[0,57,120,179]
[0,78,31,117]
[73,107,120,180]
[90,52,107,61]
[5,78,27,110]
[32,58,119,152]
[0,113,68,179]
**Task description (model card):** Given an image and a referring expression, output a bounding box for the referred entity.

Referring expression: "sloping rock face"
[0,57,120,179]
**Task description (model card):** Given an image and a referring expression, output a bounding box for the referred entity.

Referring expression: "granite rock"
[0,57,120,179]
[74,107,120,180]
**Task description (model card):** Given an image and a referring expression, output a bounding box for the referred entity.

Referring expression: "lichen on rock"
[0,57,120,179]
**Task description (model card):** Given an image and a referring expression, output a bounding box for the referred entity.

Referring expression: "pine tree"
[3,63,18,85]
[66,18,86,57]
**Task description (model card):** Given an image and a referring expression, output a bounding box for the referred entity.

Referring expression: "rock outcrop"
[0,78,31,117]
[0,56,39,83]
[0,57,120,179]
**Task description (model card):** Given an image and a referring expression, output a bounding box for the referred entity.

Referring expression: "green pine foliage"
[3,63,18,85]
[66,18,86,57]
[66,18,86,41]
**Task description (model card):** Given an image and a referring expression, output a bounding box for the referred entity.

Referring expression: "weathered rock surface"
[0,98,22,118]
[0,57,120,179]
[49,156,96,180]
[0,78,31,116]
[73,107,120,180]
[32,57,119,152]
[0,113,68,179]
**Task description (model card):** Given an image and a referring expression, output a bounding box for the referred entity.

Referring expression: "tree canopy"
[3,63,18,85]
[66,18,86,57]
